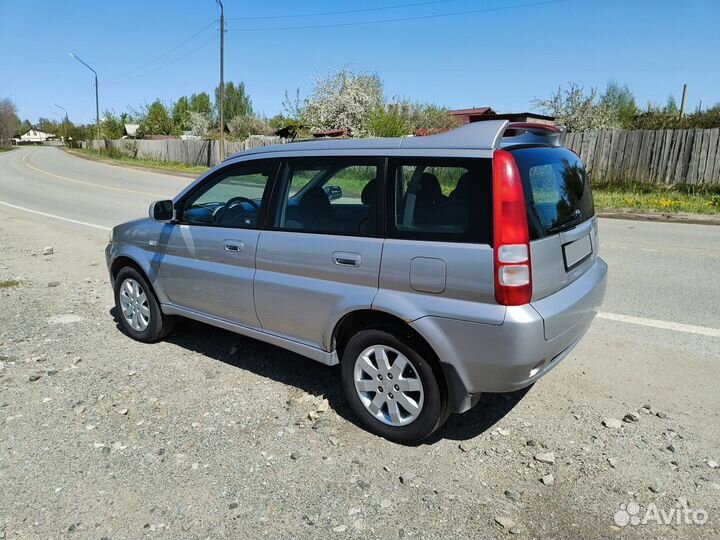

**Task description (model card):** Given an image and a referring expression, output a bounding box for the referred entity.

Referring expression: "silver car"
[106,121,607,443]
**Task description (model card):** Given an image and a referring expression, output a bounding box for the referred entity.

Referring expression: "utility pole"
[69,53,100,141]
[216,0,225,161]
[679,83,688,119]
[54,104,69,144]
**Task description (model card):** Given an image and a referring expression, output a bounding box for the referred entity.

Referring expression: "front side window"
[388,158,492,243]
[180,161,275,228]
[275,158,381,236]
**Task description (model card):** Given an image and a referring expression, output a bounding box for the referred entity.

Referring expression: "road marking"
[21,151,168,198]
[0,200,111,231]
[598,312,720,338]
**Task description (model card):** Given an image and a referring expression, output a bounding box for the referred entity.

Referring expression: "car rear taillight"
[493,149,531,306]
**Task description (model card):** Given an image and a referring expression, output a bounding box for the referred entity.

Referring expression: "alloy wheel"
[119,278,150,331]
[353,345,424,426]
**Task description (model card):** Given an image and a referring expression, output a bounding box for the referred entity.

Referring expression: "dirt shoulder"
[1,214,718,539]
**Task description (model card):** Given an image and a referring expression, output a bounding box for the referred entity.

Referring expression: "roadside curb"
[597,210,720,226]
[62,148,201,178]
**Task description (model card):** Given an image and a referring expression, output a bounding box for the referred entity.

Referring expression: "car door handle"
[223,240,245,253]
[332,251,361,267]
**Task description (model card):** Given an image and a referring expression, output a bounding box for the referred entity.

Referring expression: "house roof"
[22,129,53,136]
[489,112,555,121]
[449,107,496,116]
[313,129,346,138]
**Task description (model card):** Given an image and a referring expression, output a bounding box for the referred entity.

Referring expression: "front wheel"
[341,329,448,444]
[113,266,174,342]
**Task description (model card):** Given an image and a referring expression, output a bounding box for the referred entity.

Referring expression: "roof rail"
[501,122,566,148]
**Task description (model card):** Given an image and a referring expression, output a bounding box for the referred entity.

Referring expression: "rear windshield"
[510,147,594,240]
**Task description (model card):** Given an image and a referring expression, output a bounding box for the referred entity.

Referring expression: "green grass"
[68,148,209,176]
[592,180,720,215]
[0,146,16,153]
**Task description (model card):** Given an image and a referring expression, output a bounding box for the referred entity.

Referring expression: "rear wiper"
[546,215,582,234]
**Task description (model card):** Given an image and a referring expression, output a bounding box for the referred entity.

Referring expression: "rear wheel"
[114,266,174,342]
[341,329,447,444]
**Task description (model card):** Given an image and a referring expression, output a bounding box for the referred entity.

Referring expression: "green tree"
[172,96,191,133]
[600,81,638,128]
[215,81,253,122]
[189,92,213,116]
[101,110,125,139]
[17,118,32,136]
[37,117,60,134]
[140,99,173,136]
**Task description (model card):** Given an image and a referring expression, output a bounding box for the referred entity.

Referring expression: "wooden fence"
[83,128,720,184]
[85,135,288,168]
[564,128,720,184]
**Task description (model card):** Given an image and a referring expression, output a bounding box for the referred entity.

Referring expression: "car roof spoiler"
[500,122,567,148]
[401,120,566,150]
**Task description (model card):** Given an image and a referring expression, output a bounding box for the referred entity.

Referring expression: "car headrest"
[361,178,377,205]
[299,186,331,215]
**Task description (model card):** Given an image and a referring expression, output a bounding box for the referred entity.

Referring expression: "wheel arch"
[332,309,469,414]
[110,256,146,284]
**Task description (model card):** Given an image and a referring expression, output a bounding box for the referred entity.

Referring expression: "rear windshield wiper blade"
[546,215,583,234]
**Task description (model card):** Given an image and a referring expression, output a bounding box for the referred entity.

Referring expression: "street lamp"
[69,52,100,141]
[54,103,69,144]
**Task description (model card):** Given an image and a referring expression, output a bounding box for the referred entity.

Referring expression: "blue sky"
[1,0,718,125]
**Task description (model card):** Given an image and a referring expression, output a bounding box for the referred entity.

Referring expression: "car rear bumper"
[411,257,607,412]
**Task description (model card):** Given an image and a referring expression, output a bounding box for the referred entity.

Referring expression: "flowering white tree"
[532,83,618,131]
[189,111,211,137]
[302,68,383,137]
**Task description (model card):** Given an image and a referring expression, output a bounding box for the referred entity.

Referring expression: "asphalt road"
[2,146,719,342]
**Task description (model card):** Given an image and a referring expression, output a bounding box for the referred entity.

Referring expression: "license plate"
[563,234,592,270]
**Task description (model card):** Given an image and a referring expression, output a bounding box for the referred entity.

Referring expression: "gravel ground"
[1,215,719,540]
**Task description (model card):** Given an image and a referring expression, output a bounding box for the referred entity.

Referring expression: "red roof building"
[449,108,555,126]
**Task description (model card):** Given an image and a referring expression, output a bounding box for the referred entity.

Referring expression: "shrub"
[409,104,461,135]
[227,116,274,139]
[368,105,410,137]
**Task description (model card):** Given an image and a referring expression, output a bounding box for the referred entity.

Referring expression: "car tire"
[341,329,448,444]
[113,266,174,343]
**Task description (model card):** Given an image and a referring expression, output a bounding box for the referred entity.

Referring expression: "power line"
[106,35,219,85]
[227,0,460,20]
[103,20,218,84]
[227,0,569,31]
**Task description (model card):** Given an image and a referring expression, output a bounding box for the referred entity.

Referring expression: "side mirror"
[324,185,343,201]
[149,200,175,222]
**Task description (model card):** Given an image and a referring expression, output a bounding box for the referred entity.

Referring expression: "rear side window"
[273,157,381,236]
[387,158,492,243]
[510,147,594,240]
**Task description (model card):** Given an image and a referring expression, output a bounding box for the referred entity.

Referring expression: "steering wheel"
[225,196,260,210]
